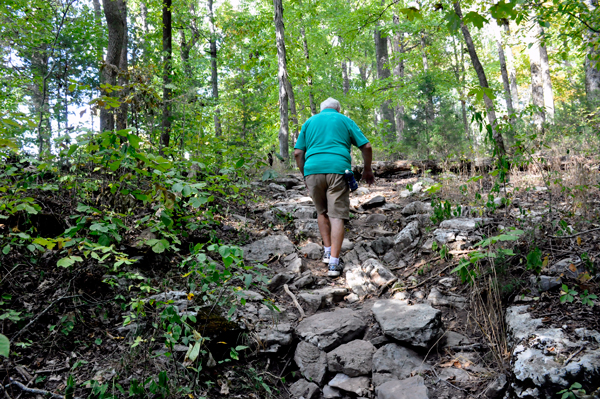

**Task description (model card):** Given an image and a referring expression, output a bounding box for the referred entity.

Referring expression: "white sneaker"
[327,259,344,277]
[322,252,331,264]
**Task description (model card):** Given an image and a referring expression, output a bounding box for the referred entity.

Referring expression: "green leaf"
[127,134,141,149]
[186,342,201,362]
[151,239,169,253]
[2,244,10,255]
[0,334,9,358]
[463,11,488,28]
[109,159,122,172]
[57,256,83,268]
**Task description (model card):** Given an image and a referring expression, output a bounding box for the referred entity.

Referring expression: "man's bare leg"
[317,213,332,247]
[329,218,345,258]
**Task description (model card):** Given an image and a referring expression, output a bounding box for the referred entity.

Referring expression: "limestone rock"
[393,221,420,252]
[427,287,467,309]
[296,308,367,351]
[376,376,429,399]
[322,385,342,398]
[243,235,295,262]
[300,242,322,260]
[295,219,321,238]
[402,201,433,216]
[547,258,586,279]
[294,206,317,220]
[345,259,394,297]
[372,300,443,348]
[327,374,370,396]
[372,343,431,386]
[287,257,306,274]
[530,275,562,292]
[362,195,386,210]
[341,238,355,252]
[354,241,379,262]
[439,218,490,231]
[294,341,328,385]
[327,339,376,377]
[485,374,507,398]
[297,287,348,314]
[256,322,293,352]
[289,379,320,399]
[275,177,301,189]
[267,272,295,292]
[269,182,287,192]
[443,331,471,348]
[363,213,387,225]
[432,229,456,245]
[371,237,393,255]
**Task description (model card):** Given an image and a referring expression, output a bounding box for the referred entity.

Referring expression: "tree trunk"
[161,0,172,148]
[454,0,505,155]
[301,27,317,115]
[583,0,600,103]
[452,36,470,139]
[341,58,350,95]
[207,0,222,137]
[116,0,128,131]
[391,14,405,141]
[493,22,515,122]
[528,19,545,128]
[273,0,290,160]
[101,0,125,132]
[93,0,102,26]
[420,31,435,127]
[503,23,519,110]
[539,27,555,121]
[374,28,396,142]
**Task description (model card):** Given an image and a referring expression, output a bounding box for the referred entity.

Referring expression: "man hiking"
[294,97,374,277]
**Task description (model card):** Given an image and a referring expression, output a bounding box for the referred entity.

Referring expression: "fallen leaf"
[577,236,582,246]
[569,264,578,272]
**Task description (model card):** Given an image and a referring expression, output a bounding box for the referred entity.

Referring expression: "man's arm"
[359,143,375,185]
[294,149,306,177]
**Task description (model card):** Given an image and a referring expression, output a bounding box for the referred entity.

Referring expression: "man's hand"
[362,168,375,185]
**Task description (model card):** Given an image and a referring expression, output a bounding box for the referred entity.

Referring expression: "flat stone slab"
[393,221,420,252]
[242,235,295,262]
[376,376,429,399]
[327,373,370,396]
[300,242,322,260]
[327,339,376,377]
[372,300,443,348]
[294,341,327,385]
[439,217,490,231]
[401,201,432,216]
[296,308,367,351]
[362,195,386,210]
[372,343,431,386]
[289,379,319,399]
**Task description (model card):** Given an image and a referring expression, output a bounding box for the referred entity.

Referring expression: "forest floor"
[2,161,600,399]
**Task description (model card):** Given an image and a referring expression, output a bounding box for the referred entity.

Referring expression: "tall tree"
[420,31,434,127]
[539,26,555,121]
[451,35,470,139]
[391,13,410,141]
[374,27,396,142]
[493,21,516,122]
[116,0,128,131]
[503,22,519,110]
[273,0,291,159]
[301,27,317,114]
[527,20,545,128]
[454,0,505,155]
[208,0,222,136]
[101,0,125,132]
[161,0,172,147]
[583,0,600,103]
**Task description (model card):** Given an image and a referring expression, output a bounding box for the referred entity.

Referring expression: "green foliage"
[557,382,586,399]
[560,284,578,304]
[526,247,543,275]
[0,334,9,358]
[580,290,597,307]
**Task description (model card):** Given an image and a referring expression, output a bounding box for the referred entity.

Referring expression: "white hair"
[320,97,341,112]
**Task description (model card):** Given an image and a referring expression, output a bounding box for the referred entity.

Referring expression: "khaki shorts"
[305,174,350,220]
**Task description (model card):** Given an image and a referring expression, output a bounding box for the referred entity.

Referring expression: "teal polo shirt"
[294,109,369,177]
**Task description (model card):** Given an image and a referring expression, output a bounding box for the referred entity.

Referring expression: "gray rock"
[239,290,264,301]
[485,374,507,398]
[547,258,585,279]
[372,300,443,348]
[300,242,322,260]
[354,241,379,262]
[269,182,287,192]
[439,218,490,231]
[402,201,433,216]
[443,331,471,347]
[505,306,543,343]
[382,250,398,265]
[295,206,318,220]
[362,259,395,286]
[370,227,396,237]
[243,235,295,262]
[438,367,474,382]
[399,189,412,198]
[393,221,420,252]
[294,341,328,385]
[267,272,295,292]
[362,195,386,210]
[296,308,367,351]
[322,385,342,398]
[376,376,428,399]
[345,259,394,296]
[275,178,301,189]
[412,182,423,193]
[364,213,388,225]
[432,229,456,245]
[298,287,348,314]
[257,322,293,352]
[289,379,320,399]
[438,277,455,287]
[406,213,432,227]
[327,340,376,377]
[356,187,370,196]
[371,237,394,255]
[341,238,355,252]
[327,374,370,396]
[287,257,306,274]
[295,219,321,238]
[293,272,315,290]
[427,287,467,309]
[372,343,431,387]
[530,275,562,292]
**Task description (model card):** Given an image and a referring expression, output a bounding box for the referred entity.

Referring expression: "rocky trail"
[225,171,600,399]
